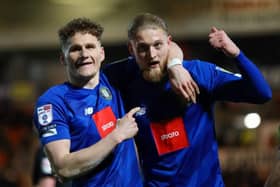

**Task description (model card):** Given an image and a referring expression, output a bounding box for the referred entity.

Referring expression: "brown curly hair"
[58,17,104,49]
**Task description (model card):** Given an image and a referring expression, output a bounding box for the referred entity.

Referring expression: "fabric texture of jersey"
[33,73,143,187]
[104,52,271,187]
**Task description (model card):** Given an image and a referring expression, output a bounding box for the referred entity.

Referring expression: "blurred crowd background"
[0,0,279,186]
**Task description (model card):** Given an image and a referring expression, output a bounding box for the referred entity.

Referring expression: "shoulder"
[182,59,219,92]
[183,59,216,76]
[102,57,139,87]
[183,59,215,69]
[40,83,68,97]
[36,83,69,106]
[103,57,139,75]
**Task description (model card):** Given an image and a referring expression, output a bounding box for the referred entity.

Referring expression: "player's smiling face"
[129,28,171,82]
[62,32,104,83]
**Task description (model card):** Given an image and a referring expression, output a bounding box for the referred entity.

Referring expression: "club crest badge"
[99,86,112,100]
[37,104,53,126]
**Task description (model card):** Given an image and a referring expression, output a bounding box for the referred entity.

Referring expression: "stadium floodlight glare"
[243,112,261,129]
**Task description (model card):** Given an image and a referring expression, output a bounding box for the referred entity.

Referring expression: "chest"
[64,86,120,140]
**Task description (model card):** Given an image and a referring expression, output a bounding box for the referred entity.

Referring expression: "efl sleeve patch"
[37,104,53,126]
[150,117,189,155]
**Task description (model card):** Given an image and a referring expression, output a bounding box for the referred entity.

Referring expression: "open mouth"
[75,61,92,68]
[149,61,160,67]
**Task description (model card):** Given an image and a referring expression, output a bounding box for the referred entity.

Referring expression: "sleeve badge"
[37,104,53,126]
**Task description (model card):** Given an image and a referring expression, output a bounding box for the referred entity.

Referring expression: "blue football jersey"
[104,52,271,187]
[33,73,143,187]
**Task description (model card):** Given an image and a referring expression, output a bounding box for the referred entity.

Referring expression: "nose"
[148,46,157,59]
[81,47,89,57]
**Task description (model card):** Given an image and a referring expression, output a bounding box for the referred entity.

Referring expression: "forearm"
[167,41,183,64]
[46,130,121,180]
[235,51,272,102]
[45,107,139,180]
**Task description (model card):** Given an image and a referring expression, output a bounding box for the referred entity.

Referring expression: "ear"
[100,47,105,63]
[60,52,66,65]
[127,41,134,56]
[167,35,172,45]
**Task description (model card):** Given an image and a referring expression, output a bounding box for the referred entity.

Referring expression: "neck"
[68,73,99,89]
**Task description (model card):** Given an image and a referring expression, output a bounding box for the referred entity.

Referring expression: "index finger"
[211,26,218,33]
[127,107,141,118]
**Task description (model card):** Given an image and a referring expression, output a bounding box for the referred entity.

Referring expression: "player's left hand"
[208,26,240,57]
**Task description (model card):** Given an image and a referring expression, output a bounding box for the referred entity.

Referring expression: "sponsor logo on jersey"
[42,128,57,138]
[150,117,189,155]
[92,106,117,138]
[99,86,112,100]
[37,104,53,126]
[84,107,94,115]
[40,124,57,138]
[101,121,114,131]
[161,131,180,140]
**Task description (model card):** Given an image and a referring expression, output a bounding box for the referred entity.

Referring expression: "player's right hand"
[114,107,140,141]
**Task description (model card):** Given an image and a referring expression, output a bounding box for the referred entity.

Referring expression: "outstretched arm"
[167,41,200,103]
[44,107,140,181]
[208,27,271,103]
